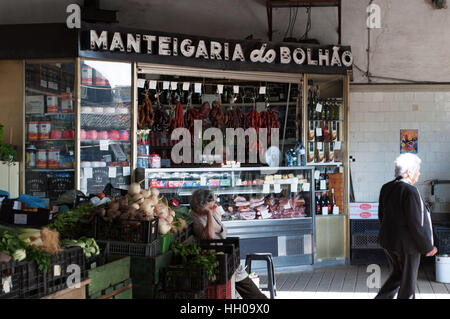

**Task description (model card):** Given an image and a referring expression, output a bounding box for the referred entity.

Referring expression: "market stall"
[0,22,352,272]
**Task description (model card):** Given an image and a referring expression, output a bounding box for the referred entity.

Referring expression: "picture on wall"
[400,129,418,153]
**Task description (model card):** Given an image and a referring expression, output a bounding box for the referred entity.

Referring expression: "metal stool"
[245,253,277,299]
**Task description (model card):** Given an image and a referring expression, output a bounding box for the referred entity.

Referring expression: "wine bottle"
[322,192,330,215]
[320,100,326,120]
[316,193,322,215]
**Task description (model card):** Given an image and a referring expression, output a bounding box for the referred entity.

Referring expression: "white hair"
[394,153,421,178]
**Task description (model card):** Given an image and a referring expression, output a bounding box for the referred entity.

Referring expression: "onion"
[158,220,172,235]
[132,193,144,204]
[150,188,160,198]
[141,189,152,199]
[128,182,141,196]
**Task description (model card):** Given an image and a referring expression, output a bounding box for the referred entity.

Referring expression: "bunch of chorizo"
[138,95,154,129]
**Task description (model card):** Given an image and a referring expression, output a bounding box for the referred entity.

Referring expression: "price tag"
[217,84,224,94]
[263,183,270,193]
[90,262,97,270]
[274,184,281,193]
[284,202,291,210]
[316,128,323,137]
[99,140,109,151]
[170,82,178,90]
[259,86,266,94]
[14,214,27,225]
[48,81,58,90]
[182,82,190,91]
[13,201,21,210]
[108,167,117,178]
[53,265,61,277]
[137,79,146,88]
[314,171,321,180]
[322,207,329,215]
[40,80,48,88]
[334,141,342,150]
[84,167,93,179]
[291,182,298,193]
[149,80,157,90]
[2,276,12,294]
[233,85,239,94]
[163,81,170,90]
[194,83,202,93]
[302,183,311,192]
[316,103,322,113]
[123,167,131,176]
[317,142,323,151]
[320,180,327,190]
[200,175,207,186]
[333,206,340,215]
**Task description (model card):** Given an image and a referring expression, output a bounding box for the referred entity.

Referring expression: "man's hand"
[426,246,438,257]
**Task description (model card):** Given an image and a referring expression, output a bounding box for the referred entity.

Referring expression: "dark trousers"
[375,249,421,299]
[235,277,268,299]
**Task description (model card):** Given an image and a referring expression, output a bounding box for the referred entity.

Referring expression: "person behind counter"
[190,189,268,299]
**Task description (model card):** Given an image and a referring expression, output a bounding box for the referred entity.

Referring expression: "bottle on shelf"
[331,188,338,214]
[322,192,330,215]
[316,192,322,215]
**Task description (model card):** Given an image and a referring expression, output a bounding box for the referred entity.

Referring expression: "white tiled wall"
[349,88,450,213]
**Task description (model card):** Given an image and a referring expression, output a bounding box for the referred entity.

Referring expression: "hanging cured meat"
[138,94,154,129]
[209,100,225,128]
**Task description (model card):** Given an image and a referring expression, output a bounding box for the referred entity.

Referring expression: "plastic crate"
[99,239,160,258]
[205,279,232,299]
[93,215,158,244]
[45,246,87,296]
[203,245,236,285]
[435,226,450,254]
[0,198,50,227]
[0,260,27,299]
[350,249,388,265]
[351,234,381,249]
[350,220,380,234]
[173,223,193,244]
[161,266,209,291]
[198,237,241,270]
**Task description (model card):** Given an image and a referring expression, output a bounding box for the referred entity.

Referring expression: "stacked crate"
[350,220,387,265]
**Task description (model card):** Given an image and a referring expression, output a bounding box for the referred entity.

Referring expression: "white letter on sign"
[90,30,108,50]
[280,47,291,64]
[66,4,81,29]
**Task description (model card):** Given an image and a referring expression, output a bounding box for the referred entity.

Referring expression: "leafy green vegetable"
[49,203,96,238]
[61,237,100,258]
[0,230,50,272]
[170,241,218,281]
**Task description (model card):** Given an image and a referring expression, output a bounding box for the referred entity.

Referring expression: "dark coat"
[378,178,434,255]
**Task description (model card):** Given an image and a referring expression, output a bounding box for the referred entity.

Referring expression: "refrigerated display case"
[78,60,133,195]
[24,61,76,201]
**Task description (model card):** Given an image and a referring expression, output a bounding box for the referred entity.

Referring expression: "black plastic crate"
[350,249,388,265]
[0,260,27,299]
[161,266,209,291]
[44,246,87,296]
[435,226,450,254]
[0,199,50,227]
[351,234,381,249]
[94,215,158,244]
[19,261,47,299]
[98,239,160,258]
[85,241,108,270]
[350,220,380,234]
[198,237,241,269]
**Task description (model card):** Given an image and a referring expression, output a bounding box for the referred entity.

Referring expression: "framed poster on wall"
[400,129,418,153]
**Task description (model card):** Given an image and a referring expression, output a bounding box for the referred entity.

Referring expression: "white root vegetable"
[150,188,160,198]
[167,215,174,224]
[128,182,141,196]
[132,193,144,204]
[147,196,158,206]
[169,209,175,217]
[141,189,152,199]
[158,220,172,235]
[131,203,140,210]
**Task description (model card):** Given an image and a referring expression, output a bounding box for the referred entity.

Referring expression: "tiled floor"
[257,263,450,299]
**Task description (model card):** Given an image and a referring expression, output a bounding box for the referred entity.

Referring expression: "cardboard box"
[349,202,379,220]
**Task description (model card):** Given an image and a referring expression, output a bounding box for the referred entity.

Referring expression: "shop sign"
[81,27,353,72]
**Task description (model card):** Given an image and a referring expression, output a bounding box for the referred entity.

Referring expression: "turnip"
[132,193,144,204]
[128,182,141,196]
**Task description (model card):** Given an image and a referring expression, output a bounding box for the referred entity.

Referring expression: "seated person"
[190,189,267,299]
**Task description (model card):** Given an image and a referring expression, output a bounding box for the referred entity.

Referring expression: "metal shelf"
[144,166,314,174]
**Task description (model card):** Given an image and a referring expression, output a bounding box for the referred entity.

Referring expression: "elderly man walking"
[375,153,437,299]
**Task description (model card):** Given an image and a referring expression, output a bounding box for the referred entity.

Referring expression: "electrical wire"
[300,6,312,40]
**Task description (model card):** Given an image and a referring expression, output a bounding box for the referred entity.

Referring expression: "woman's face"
[195,200,217,215]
